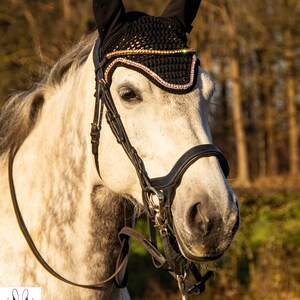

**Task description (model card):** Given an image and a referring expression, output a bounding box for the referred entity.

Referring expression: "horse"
[0,1,239,299]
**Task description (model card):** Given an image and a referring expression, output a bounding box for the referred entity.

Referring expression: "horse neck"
[10,53,129,295]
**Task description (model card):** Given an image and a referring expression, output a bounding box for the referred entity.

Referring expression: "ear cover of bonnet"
[93,0,202,94]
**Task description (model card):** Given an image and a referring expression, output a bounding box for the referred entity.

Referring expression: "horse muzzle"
[147,144,239,262]
[173,193,240,261]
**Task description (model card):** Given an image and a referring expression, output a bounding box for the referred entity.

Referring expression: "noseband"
[91,37,229,296]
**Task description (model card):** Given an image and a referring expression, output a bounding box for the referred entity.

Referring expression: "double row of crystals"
[104,48,198,91]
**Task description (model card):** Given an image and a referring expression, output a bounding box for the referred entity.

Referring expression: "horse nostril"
[188,203,216,237]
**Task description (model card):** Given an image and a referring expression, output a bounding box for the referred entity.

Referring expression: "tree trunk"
[62,0,73,37]
[265,88,278,176]
[254,46,278,178]
[261,51,278,176]
[284,29,299,176]
[230,53,250,186]
[286,74,299,176]
[21,1,41,59]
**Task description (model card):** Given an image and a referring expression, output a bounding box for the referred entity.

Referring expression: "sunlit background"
[1,0,299,299]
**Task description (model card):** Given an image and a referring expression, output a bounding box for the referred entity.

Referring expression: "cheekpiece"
[101,15,199,94]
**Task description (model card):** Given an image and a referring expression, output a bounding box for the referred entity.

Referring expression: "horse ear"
[93,0,126,41]
[161,0,202,33]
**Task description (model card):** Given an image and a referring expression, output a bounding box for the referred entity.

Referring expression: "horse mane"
[0,32,97,158]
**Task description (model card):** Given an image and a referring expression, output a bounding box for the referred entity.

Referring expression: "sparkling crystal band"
[105,48,197,59]
[104,54,198,90]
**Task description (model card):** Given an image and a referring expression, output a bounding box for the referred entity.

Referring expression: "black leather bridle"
[8,37,230,299]
[90,37,230,297]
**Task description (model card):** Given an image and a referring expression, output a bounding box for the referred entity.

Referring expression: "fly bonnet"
[93,0,202,93]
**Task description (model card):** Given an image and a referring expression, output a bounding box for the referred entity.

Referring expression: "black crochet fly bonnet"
[93,0,201,94]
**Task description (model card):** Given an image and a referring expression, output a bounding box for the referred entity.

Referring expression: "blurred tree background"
[0,0,299,299]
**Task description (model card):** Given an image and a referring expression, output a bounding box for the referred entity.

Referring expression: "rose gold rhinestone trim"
[104,55,198,90]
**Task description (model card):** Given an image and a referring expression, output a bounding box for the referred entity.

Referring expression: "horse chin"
[173,225,231,262]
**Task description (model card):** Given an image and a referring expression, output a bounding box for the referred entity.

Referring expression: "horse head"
[92,0,240,263]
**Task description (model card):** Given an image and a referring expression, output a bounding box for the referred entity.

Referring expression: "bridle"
[90,37,229,297]
[8,37,229,299]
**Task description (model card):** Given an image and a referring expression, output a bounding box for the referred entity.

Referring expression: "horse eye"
[119,88,141,102]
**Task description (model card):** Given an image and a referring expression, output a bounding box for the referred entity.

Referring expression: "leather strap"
[118,226,180,282]
[150,144,229,190]
[119,227,169,270]
[91,38,105,178]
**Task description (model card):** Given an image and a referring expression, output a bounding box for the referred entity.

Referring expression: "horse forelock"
[0,33,97,159]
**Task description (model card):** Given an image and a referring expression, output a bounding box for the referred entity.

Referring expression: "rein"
[8,37,229,299]
[8,147,131,290]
